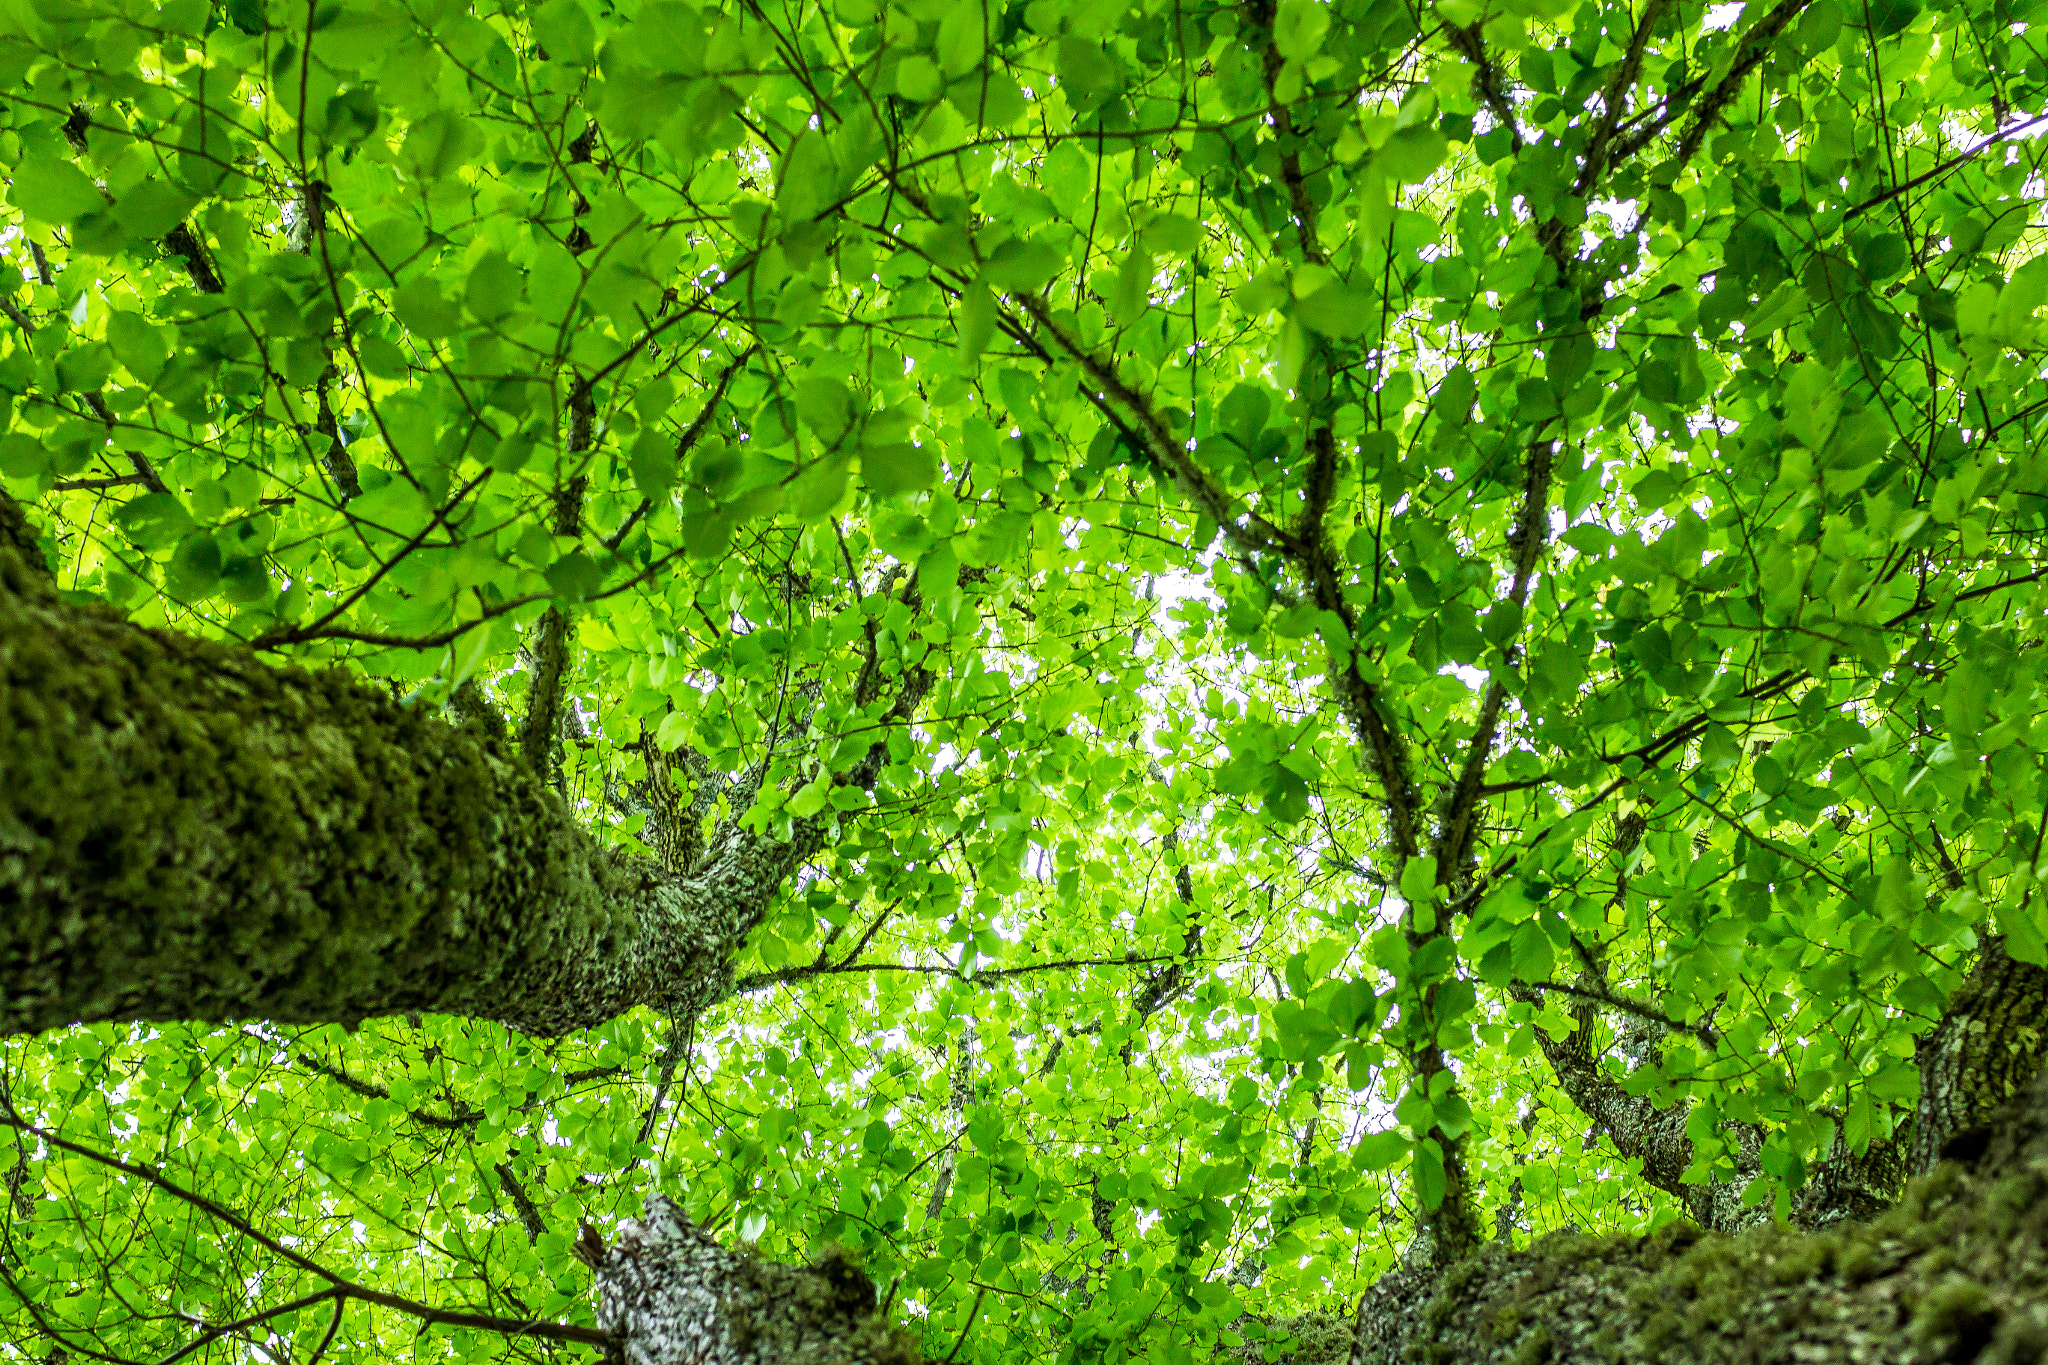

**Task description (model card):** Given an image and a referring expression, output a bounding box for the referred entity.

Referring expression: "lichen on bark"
[594,1197,919,1365]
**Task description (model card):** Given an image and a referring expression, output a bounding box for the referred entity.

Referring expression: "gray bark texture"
[0,502,884,1039]
[594,1197,918,1365]
[1345,1058,2048,1364]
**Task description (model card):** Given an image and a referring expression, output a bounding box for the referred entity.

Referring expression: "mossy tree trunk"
[0,500,901,1040]
[1347,1064,2048,1365]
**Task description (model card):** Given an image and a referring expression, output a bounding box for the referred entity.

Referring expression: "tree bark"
[594,1198,918,1365]
[0,510,864,1039]
[1348,1062,2048,1365]
[1516,935,2048,1235]
[1910,937,2048,1177]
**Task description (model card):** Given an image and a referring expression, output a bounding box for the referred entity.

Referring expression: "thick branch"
[0,1109,609,1347]
[1511,982,1762,1232]
[1910,936,2048,1175]
[1011,293,1291,559]
[1516,933,2044,1235]
[1573,0,1677,192]
[497,1161,547,1243]
[0,513,892,1039]
[924,1022,975,1221]
[1441,23,1524,154]
[604,347,757,553]
[1127,822,1202,1030]
[1431,436,1557,884]
[314,365,360,503]
[163,222,224,296]
[1351,1062,2048,1365]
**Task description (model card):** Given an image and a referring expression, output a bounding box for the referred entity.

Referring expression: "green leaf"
[113,493,196,549]
[1876,855,1918,919]
[1145,214,1202,256]
[1378,125,1449,183]
[167,533,224,598]
[795,375,857,440]
[1108,250,1152,328]
[393,277,461,338]
[0,434,49,479]
[788,776,831,818]
[1852,233,1909,282]
[1413,1138,1447,1209]
[630,429,676,499]
[935,5,985,78]
[1273,1000,1339,1062]
[1354,1130,1410,1171]
[956,281,997,360]
[654,711,693,752]
[220,555,271,603]
[1399,855,1439,907]
[981,239,1063,292]
[1434,365,1477,421]
[1863,0,1919,35]
[863,443,939,498]
[10,157,102,225]
[110,180,197,242]
[544,550,604,601]
[402,110,484,180]
[1782,362,1841,450]
[1294,278,1374,339]
[1867,1058,1920,1103]
[1273,0,1330,61]
[533,0,596,63]
[895,55,942,102]
[1056,41,1120,113]
[465,252,525,320]
[1509,921,1554,984]
[356,335,411,380]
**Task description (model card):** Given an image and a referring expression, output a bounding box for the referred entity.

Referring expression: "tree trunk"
[1910,938,2048,1177]
[1517,937,2048,1235]
[594,1198,918,1365]
[0,513,825,1039]
[1348,1062,2048,1365]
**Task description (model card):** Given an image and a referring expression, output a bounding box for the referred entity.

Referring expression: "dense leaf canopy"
[2,0,2046,1358]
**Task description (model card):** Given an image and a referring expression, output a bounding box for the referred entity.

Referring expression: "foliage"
[2,0,2046,1358]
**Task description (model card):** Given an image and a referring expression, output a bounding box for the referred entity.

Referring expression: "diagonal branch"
[1441,22,1523,154]
[1,482,926,1041]
[1573,0,1678,193]
[1,1098,604,1350]
[1610,0,1816,167]
[496,1160,547,1243]
[603,346,758,553]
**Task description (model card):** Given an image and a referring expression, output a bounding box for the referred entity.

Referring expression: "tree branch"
[0,1109,611,1347]
[518,393,594,783]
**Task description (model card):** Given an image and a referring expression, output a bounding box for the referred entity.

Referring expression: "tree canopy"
[3,0,2048,1358]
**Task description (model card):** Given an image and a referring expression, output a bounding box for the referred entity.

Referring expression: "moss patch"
[0,537,705,1038]
[1370,1070,2048,1363]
